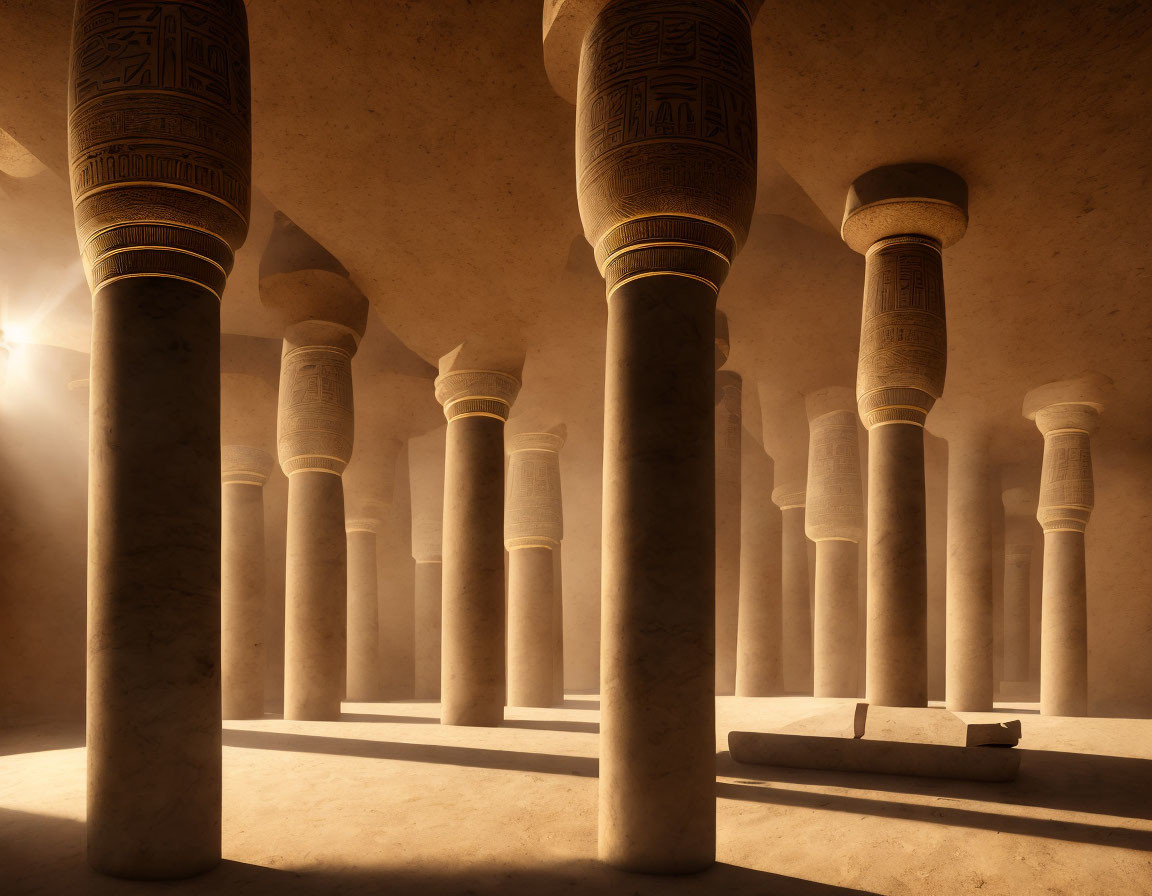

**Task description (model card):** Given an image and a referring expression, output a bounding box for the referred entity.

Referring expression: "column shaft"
[735,449,783,697]
[600,275,716,872]
[1002,544,1032,682]
[813,540,859,697]
[222,481,266,719]
[780,507,813,694]
[284,472,347,720]
[714,373,742,695]
[414,560,444,699]
[945,439,995,711]
[346,528,380,701]
[1041,531,1088,716]
[441,416,507,726]
[507,545,556,707]
[87,279,222,878]
[553,544,565,705]
[867,423,928,706]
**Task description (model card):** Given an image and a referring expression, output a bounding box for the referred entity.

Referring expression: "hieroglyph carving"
[1034,405,1098,533]
[505,435,564,548]
[434,370,521,423]
[805,410,864,542]
[856,236,947,428]
[277,346,354,475]
[221,444,273,485]
[576,0,756,296]
[69,0,251,300]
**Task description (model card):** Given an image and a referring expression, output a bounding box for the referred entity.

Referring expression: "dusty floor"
[2,695,1150,895]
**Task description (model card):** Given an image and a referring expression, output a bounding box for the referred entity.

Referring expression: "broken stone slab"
[728,731,1021,782]
[864,706,1020,748]
[776,702,868,739]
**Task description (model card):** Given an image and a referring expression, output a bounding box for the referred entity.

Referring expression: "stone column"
[841,164,968,707]
[345,510,383,702]
[411,426,446,700]
[505,428,566,708]
[552,543,566,704]
[736,439,783,696]
[945,432,997,711]
[435,357,521,726]
[568,0,757,873]
[805,390,864,698]
[1024,376,1109,717]
[715,370,743,695]
[69,0,251,878]
[221,446,273,719]
[278,321,360,720]
[772,482,812,694]
[1002,486,1037,686]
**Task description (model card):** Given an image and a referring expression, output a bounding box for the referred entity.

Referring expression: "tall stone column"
[805,389,864,698]
[1002,486,1037,686]
[772,481,812,694]
[841,164,968,707]
[411,426,446,700]
[945,431,997,711]
[562,0,757,873]
[736,439,783,696]
[68,0,251,878]
[505,428,566,708]
[715,370,743,695]
[345,510,383,702]
[552,542,566,704]
[221,446,273,719]
[1024,376,1109,717]
[435,352,521,726]
[278,320,361,720]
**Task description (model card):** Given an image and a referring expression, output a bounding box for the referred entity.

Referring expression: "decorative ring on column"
[68,0,252,300]
[277,344,355,475]
[772,482,806,511]
[346,518,383,535]
[222,445,274,486]
[506,430,565,549]
[805,409,864,543]
[435,370,521,422]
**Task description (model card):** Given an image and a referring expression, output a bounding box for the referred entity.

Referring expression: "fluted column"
[945,432,996,711]
[1024,379,1108,717]
[736,440,783,696]
[69,0,251,878]
[278,321,359,720]
[569,0,757,873]
[1002,486,1037,686]
[345,510,383,702]
[842,164,968,707]
[435,364,521,726]
[715,371,742,695]
[805,392,864,698]
[221,447,273,719]
[772,482,812,694]
[505,428,566,707]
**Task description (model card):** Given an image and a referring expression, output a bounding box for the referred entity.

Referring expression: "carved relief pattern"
[772,482,806,511]
[1038,430,1094,532]
[576,0,756,295]
[805,410,864,542]
[277,346,355,475]
[856,236,947,428]
[504,448,564,548]
[434,370,521,422]
[69,0,251,300]
[221,444,272,485]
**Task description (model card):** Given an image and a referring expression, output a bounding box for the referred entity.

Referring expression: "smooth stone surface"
[864,706,1021,748]
[87,277,222,878]
[866,423,928,707]
[714,372,742,696]
[812,539,859,698]
[507,546,556,708]
[778,702,867,739]
[1041,530,1089,717]
[413,560,444,700]
[735,443,782,697]
[284,471,347,721]
[779,505,813,695]
[222,482,266,720]
[599,274,716,874]
[345,529,381,702]
[441,415,507,727]
[553,545,565,705]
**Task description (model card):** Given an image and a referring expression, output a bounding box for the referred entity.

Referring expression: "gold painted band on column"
[435,371,521,422]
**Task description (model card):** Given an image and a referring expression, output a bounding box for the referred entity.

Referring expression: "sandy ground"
[2,695,1151,895]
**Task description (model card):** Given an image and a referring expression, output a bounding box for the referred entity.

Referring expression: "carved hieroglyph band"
[805,409,864,542]
[505,435,564,549]
[277,345,355,475]
[856,235,946,429]
[68,0,252,301]
[772,482,806,511]
[435,370,521,423]
[1033,403,1099,533]
[575,0,756,298]
[221,444,273,485]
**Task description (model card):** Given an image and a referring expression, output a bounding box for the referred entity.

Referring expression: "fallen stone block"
[864,706,1020,748]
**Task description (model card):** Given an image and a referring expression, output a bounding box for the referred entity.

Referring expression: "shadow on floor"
[0,808,880,896]
[0,723,85,757]
[339,713,440,724]
[335,714,600,734]
[222,728,600,777]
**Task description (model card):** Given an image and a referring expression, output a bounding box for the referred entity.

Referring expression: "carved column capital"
[222,445,274,486]
[504,428,566,549]
[842,164,968,429]
[68,0,252,301]
[772,481,806,511]
[805,408,864,543]
[575,0,757,298]
[434,370,521,422]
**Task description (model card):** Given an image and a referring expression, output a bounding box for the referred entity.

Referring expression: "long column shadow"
[335,713,599,734]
